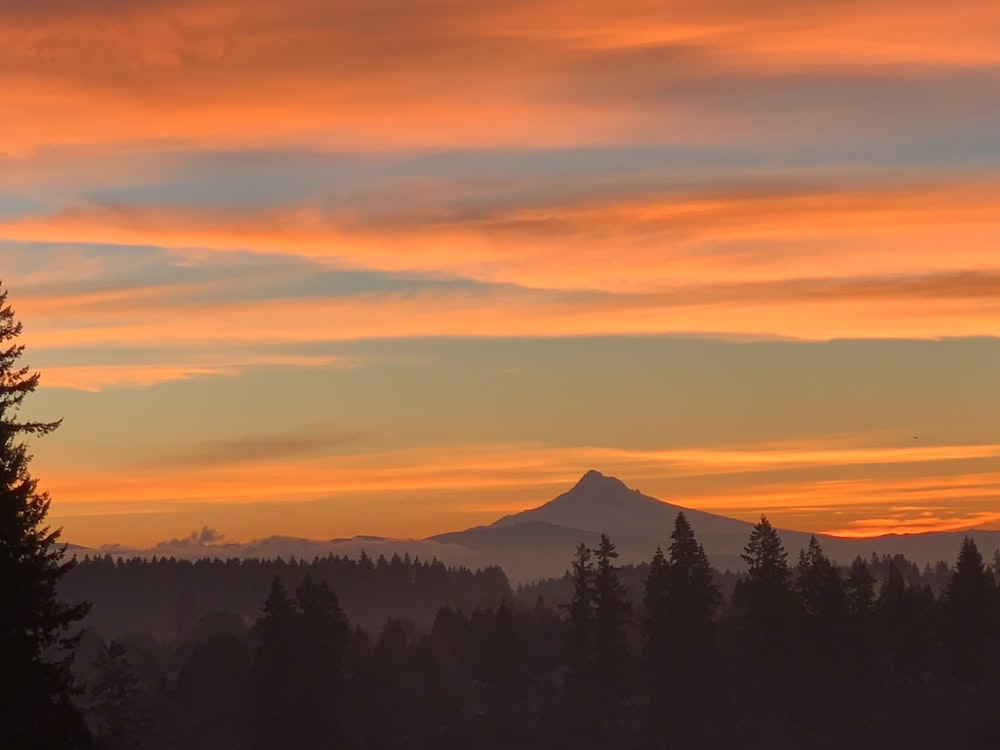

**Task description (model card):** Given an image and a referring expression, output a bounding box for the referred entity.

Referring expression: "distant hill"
[77,470,1000,583]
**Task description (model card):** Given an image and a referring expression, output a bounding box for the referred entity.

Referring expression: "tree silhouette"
[0,282,92,749]
[942,537,995,690]
[796,536,847,621]
[731,516,797,748]
[845,555,875,617]
[250,577,299,750]
[90,641,143,750]
[793,536,849,748]
[643,512,720,748]
[564,542,595,685]
[591,534,631,741]
[294,575,350,750]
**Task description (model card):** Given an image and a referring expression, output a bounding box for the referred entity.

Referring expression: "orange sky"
[2,0,999,549]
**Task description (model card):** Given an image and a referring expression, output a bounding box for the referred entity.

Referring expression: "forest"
[68,513,1000,750]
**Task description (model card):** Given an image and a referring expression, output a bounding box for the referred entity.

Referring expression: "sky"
[2,0,1000,549]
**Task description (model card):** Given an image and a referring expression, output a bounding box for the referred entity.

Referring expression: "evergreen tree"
[591,534,631,740]
[643,512,721,749]
[250,577,299,750]
[90,641,143,750]
[741,515,790,589]
[796,536,847,621]
[943,536,994,623]
[295,575,350,750]
[942,537,995,689]
[793,536,849,749]
[641,546,670,666]
[0,282,92,749]
[731,516,797,748]
[564,542,595,683]
[845,556,876,617]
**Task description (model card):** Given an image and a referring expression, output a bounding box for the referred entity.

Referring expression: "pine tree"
[641,546,670,665]
[731,516,797,748]
[796,536,847,621]
[665,512,720,630]
[792,536,850,747]
[741,515,790,590]
[592,534,630,675]
[90,641,143,750]
[564,542,595,683]
[643,513,721,749]
[942,537,995,688]
[295,575,350,750]
[845,556,876,617]
[0,282,92,749]
[591,534,630,739]
[251,577,299,750]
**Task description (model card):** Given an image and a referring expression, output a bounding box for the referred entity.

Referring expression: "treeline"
[62,552,512,637]
[78,513,1000,749]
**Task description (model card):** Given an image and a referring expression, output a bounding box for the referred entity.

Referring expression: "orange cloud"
[3,0,1000,154]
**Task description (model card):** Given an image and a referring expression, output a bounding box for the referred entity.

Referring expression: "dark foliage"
[0,283,92,749]
[57,511,1000,750]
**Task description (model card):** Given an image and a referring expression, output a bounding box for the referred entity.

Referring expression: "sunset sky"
[3,0,1000,549]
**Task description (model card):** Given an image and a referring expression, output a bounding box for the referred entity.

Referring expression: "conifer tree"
[741,515,790,590]
[665,512,719,630]
[564,542,595,682]
[643,513,720,748]
[642,546,670,665]
[295,575,350,750]
[0,282,92,749]
[591,534,631,738]
[796,536,847,621]
[251,577,299,750]
[731,516,796,748]
[845,556,876,617]
[592,534,630,676]
[90,641,143,750]
[942,537,995,688]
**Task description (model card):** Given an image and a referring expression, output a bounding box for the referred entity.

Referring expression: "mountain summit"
[490,469,751,539]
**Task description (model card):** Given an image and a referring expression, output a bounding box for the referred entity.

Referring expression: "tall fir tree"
[643,512,720,749]
[564,542,595,684]
[731,516,797,749]
[295,575,350,750]
[591,534,631,741]
[792,536,850,748]
[942,537,996,689]
[90,641,144,750]
[845,556,876,617]
[250,577,300,750]
[0,282,92,749]
[796,536,847,621]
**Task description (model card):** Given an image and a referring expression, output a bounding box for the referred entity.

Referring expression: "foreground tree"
[564,542,595,684]
[643,512,721,748]
[590,534,631,742]
[0,282,92,748]
[730,516,797,748]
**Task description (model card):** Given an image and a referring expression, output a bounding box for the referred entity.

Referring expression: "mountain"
[80,470,1000,584]
[430,470,1000,582]
[430,470,762,579]
[491,470,751,538]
